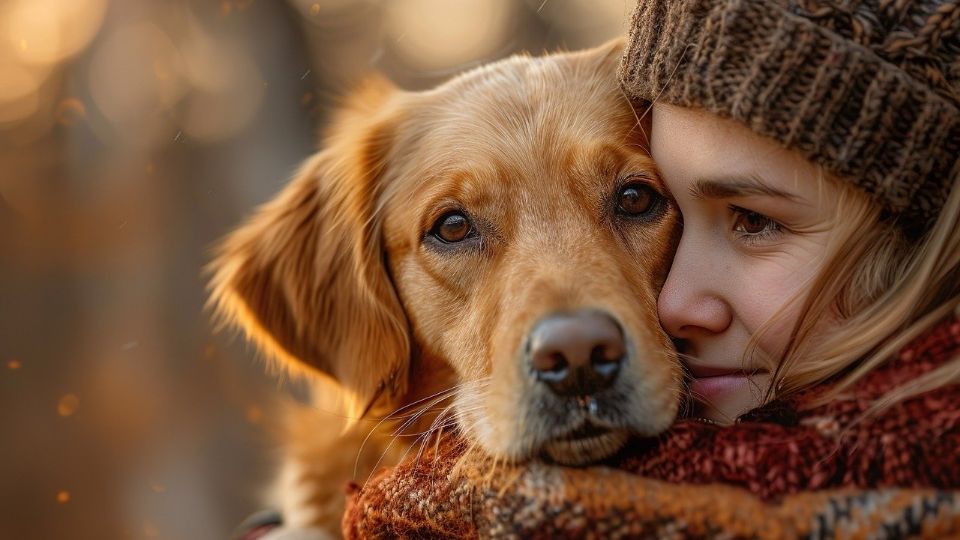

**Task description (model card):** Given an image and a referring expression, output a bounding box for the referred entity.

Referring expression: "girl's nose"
[657,239,732,339]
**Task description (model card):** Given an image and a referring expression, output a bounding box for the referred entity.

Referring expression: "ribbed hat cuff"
[619,0,960,230]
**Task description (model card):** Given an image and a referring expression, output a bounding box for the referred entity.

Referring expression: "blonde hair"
[755,170,960,412]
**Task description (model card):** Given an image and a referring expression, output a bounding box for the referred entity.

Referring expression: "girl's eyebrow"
[689,174,801,201]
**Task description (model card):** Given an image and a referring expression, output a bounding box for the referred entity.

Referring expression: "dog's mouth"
[541,421,629,465]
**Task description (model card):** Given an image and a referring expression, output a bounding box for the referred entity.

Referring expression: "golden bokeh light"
[58,393,80,417]
[56,98,87,126]
[7,359,21,370]
[143,521,160,538]
[86,14,265,144]
[245,405,263,425]
[530,0,630,46]
[88,22,186,138]
[292,0,368,19]
[384,0,514,71]
[177,18,264,142]
[56,490,71,504]
[1,0,108,66]
[0,55,48,104]
[0,89,41,125]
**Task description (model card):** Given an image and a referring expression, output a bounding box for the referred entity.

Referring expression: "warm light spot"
[88,23,186,136]
[143,521,159,538]
[58,393,80,417]
[245,405,263,425]
[384,0,514,71]
[150,483,166,493]
[0,56,47,103]
[529,0,627,46]
[146,162,156,175]
[56,490,70,503]
[203,344,215,359]
[56,98,86,126]
[0,89,41,125]
[4,0,108,66]
[7,359,21,370]
[218,0,255,15]
[176,21,265,142]
[310,3,321,15]
[153,59,173,82]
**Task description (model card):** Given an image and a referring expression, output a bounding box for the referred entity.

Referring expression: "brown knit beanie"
[619,0,960,233]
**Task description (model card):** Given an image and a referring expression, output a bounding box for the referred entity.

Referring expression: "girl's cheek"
[737,258,810,361]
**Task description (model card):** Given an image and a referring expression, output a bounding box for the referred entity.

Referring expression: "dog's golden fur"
[209,40,681,534]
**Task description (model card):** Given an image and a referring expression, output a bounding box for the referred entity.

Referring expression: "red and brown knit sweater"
[623,315,960,499]
[344,315,960,538]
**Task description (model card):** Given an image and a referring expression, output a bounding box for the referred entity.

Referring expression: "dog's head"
[209,40,681,465]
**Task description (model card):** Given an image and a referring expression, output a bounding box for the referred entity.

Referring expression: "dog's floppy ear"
[208,78,409,415]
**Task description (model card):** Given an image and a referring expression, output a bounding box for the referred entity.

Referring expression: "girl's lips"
[688,373,754,403]
[685,365,768,403]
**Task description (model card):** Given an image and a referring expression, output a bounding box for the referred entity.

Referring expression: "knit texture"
[344,315,960,538]
[618,0,960,233]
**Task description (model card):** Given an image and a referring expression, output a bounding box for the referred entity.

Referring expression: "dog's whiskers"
[353,384,464,480]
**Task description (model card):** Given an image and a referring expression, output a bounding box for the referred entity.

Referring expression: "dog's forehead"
[421,54,632,145]
[385,53,642,191]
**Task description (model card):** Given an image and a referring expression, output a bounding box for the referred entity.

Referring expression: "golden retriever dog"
[209,39,681,537]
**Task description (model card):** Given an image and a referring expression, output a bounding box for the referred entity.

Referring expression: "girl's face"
[651,104,844,423]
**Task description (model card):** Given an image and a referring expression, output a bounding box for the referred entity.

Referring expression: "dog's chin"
[541,426,629,466]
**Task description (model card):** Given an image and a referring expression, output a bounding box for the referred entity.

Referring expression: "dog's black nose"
[527,310,625,397]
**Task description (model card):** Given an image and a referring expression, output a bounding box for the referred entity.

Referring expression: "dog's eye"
[431,212,473,243]
[616,183,661,218]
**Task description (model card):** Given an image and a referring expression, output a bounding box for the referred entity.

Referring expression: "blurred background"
[0,1,632,538]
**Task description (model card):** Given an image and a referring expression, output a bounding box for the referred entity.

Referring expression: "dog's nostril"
[590,344,622,378]
[532,352,569,382]
[527,310,626,398]
[590,343,623,365]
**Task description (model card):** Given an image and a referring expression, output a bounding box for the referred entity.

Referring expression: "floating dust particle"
[7,359,21,370]
[245,404,263,425]
[58,394,80,417]
[311,3,320,15]
[203,344,215,359]
[56,490,70,503]
[146,162,156,175]
[150,483,166,494]
[18,39,27,52]
[56,99,86,126]
[301,91,314,106]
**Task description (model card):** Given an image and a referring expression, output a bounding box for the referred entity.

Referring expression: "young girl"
[344,1,960,536]
[615,0,960,493]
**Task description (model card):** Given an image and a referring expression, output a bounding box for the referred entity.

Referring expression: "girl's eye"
[731,206,783,241]
[616,183,662,218]
[431,212,473,243]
